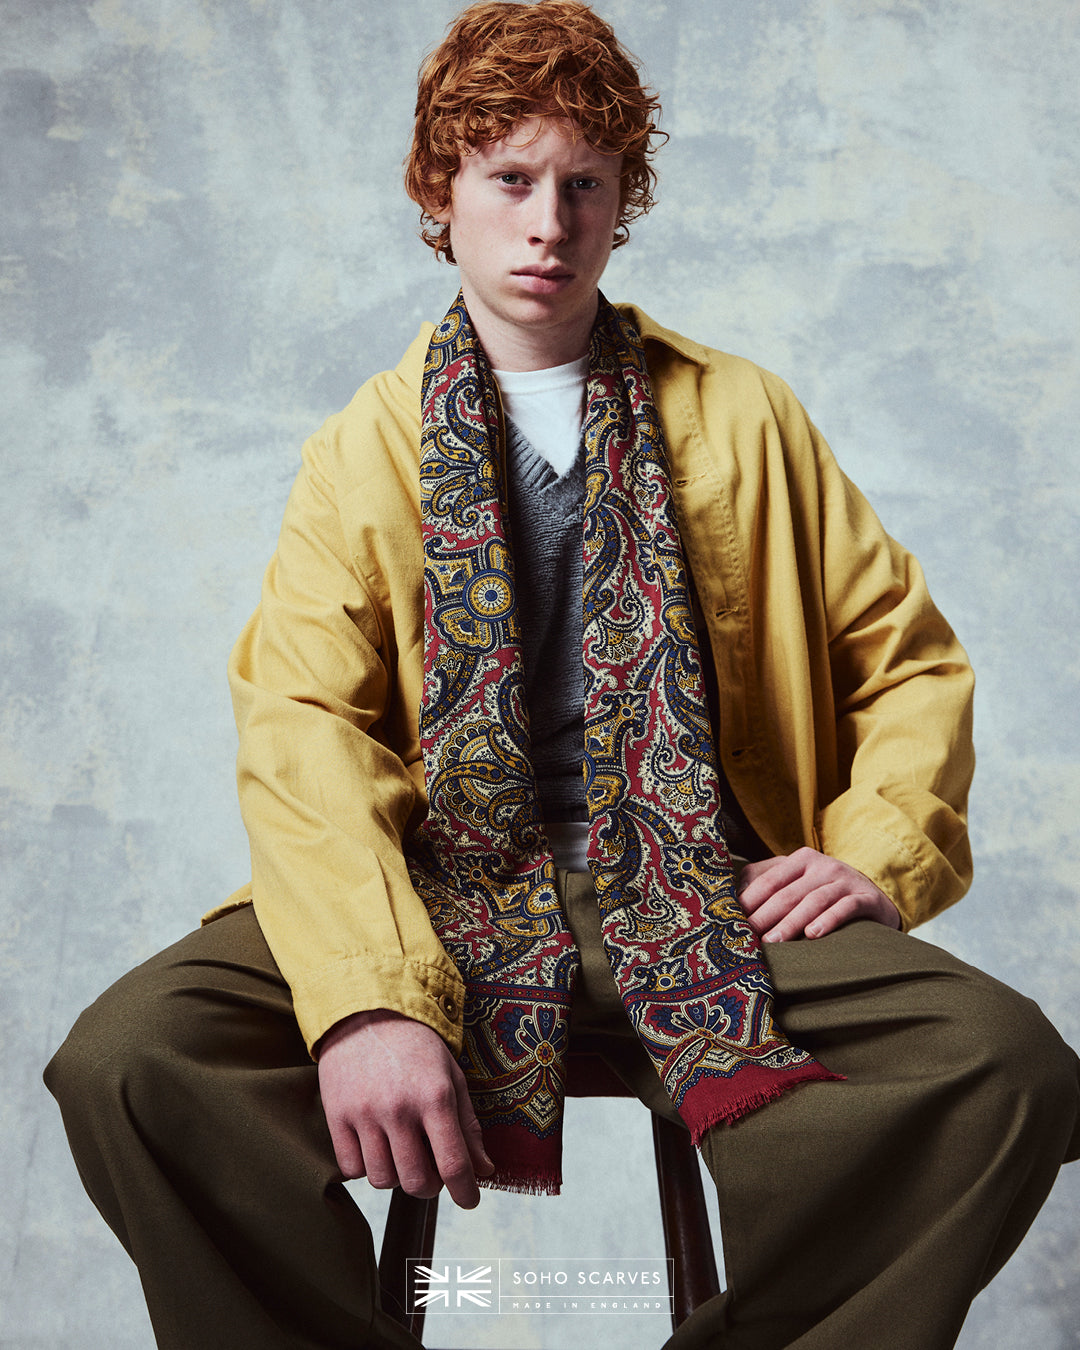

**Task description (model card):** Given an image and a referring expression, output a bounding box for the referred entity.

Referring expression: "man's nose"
[528,185,570,245]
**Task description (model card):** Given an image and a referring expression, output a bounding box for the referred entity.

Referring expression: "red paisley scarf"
[405,293,839,1193]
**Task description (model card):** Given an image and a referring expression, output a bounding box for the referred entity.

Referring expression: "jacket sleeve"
[786,384,976,929]
[223,405,465,1057]
[654,325,976,932]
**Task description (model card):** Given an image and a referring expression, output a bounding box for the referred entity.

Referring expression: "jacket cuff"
[291,951,466,1059]
[816,792,969,931]
[201,889,465,1057]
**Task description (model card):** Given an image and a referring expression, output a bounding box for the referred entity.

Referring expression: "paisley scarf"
[405,293,839,1193]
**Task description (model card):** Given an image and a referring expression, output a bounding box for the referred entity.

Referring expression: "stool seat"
[377,1048,721,1342]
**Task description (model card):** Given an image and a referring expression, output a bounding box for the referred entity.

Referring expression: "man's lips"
[512,265,575,293]
[514,265,574,279]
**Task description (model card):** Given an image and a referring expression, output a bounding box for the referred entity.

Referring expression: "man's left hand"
[737,847,901,943]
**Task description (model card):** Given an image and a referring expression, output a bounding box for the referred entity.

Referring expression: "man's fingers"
[463,1113,495,1179]
[806,889,901,936]
[327,1117,366,1180]
[754,882,849,943]
[404,1063,497,1210]
[385,1126,445,1199]
[422,1116,479,1209]
[356,1125,402,1192]
[452,1060,496,1181]
[739,848,830,907]
[374,1089,453,1198]
[804,896,860,940]
[740,872,824,932]
[736,855,792,910]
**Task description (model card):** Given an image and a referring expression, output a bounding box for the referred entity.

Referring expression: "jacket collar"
[614,303,710,368]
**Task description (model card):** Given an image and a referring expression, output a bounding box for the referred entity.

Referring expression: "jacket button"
[441,996,457,1018]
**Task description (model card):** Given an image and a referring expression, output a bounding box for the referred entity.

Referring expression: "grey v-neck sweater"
[505,420,588,823]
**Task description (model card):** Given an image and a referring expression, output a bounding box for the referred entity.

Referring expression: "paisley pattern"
[406,293,839,1194]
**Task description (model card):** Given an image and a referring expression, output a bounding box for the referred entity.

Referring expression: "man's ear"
[428,185,453,226]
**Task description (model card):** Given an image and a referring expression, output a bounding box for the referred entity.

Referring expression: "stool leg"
[378,1188,439,1342]
[652,1114,722,1329]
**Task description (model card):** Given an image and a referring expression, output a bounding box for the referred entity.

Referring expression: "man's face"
[433,117,622,370]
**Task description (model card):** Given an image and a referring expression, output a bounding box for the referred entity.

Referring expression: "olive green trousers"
[46,881,1079,1350]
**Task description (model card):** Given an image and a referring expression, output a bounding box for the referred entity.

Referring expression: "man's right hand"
[316,1009,494,1209]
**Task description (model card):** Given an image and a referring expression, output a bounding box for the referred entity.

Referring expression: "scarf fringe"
[479,1168,563,1197]
[683,1062,845,1147]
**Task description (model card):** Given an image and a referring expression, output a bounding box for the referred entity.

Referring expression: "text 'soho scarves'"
[406,294,839,1192]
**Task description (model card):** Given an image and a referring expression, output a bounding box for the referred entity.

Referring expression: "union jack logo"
[410,1261,494,1310]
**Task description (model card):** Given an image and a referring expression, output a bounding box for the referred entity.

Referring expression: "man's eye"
[570,178,600,191]
[498,173,525,185]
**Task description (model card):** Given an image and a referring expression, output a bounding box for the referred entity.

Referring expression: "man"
[46,3,1080,1348]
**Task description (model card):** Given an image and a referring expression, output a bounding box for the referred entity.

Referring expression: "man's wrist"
[317,1007,413,1057]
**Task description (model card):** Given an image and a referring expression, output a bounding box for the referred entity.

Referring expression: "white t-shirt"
[492,356,588,477]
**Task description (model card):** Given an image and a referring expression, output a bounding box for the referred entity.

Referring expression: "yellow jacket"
[215,306,975,1057]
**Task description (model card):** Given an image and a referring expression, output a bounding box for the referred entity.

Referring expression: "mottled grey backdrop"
[2,2,1078,1347]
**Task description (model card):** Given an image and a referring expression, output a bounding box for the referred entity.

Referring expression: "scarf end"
[479,1168,563,1196]
[478,1122,563,1195]
[682,1060,845,1147]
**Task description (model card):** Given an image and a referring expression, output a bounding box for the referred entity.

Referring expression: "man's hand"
[317,1009,494,1209]
[738,847,901,943]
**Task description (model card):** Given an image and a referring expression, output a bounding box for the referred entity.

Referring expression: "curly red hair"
[404,1,664,261]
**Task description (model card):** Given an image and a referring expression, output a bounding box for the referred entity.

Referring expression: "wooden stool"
[378,1049,721,1342]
